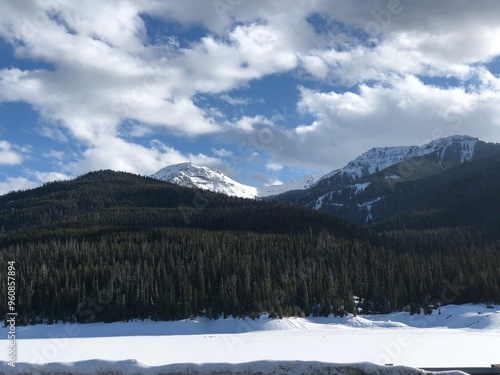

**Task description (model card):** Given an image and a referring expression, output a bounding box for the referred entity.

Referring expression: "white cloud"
[43,149,65,162]
[0,2,222,144]
[219,94,249,106]
[280,75,500,171]
[230,115,273,133]
[0,177,38,195]
[31,170,71,183]
[72,136,224,176]
[37,125,68,142]
[0,1,311,155]
[0,68,41,101]
[265,178,283,187]
[300,54,328,79]
[1,0,500,184]
[266,162,283,172]
[244,72,500,174]
[294,2,500,85]
[212,148,233,158]
[0,170,72,196]
[126,124,153,138]
[0,140,27,165]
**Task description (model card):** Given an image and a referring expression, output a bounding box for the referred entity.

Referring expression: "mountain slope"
[314,135,480,190]
[152,162,258,199]
[0,169,347,235]
[273,135,500,230]
[370,150,500,236]
[257,174,317,197]
[151,162,317,198]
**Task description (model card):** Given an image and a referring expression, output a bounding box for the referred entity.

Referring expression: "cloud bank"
[0,0,499,193]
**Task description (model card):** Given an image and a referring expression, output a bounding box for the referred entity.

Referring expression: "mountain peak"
[427,134,477,143]
[316,135,480,187]
[258,174,318,197]
[152,136,482,200]
[272,135,500,225]
[152,164,318,199]
[152,163,258,199]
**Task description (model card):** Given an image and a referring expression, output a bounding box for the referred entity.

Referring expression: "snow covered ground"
[1,304,499,374]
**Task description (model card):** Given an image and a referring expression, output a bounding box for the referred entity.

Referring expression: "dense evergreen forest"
[1,170,499,325]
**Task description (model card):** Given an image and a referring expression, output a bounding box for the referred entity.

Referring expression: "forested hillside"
[1,171,499,325]
[274,146,500,235]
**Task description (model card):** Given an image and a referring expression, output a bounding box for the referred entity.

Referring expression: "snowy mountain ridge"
[270,134,500,224]
[152,136,481,200]
[151,163,317,199]
[258,174,318,197]
[316,135,478,186]
[152,162,258,199]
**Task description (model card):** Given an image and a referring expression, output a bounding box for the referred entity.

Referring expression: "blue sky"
[1,0,500,194]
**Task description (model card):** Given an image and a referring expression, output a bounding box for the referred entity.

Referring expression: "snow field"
[0,304,498,374]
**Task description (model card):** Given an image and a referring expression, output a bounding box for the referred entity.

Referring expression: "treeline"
[1,226,499,325]
[0,170,352,236]
[0,170,499,325]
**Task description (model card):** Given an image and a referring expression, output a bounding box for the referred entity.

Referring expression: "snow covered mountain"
[151,163,317,199]
[152,163,258,199]
[258,175,317,197]
[274,135,500,224]
[315,135,479,190]
[152,136,493,206]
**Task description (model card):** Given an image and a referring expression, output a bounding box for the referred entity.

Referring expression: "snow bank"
[9,304,498,340]
[0,360,468,375]
[362,304,500,330]
[0,305,497,371]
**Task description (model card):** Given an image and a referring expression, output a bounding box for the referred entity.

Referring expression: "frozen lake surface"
[1,304,498,374]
